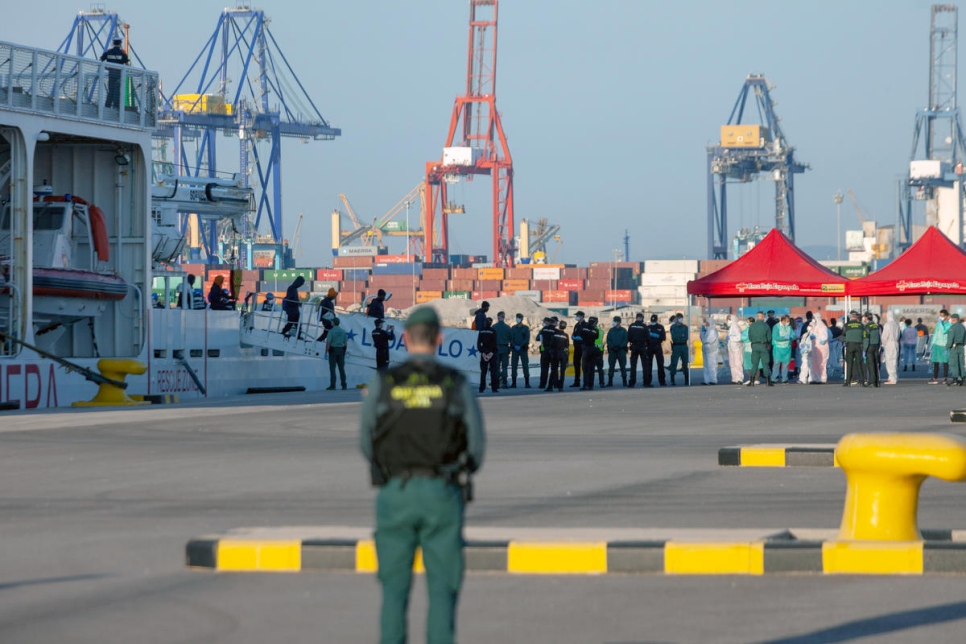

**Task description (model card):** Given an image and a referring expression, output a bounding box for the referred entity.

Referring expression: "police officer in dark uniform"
[863,312,881,388]
[371,318,395,372]
[570,311,587,387]
[537,317,556,390]
[100,37,130,110]
[579,316,601,390]
[360,306,485,644]
[643,314,667,387]
[509,313,531,388]
[547,320,569,392]
[476,317,499,393]
[843,311,867,387]
[627,312,648,387]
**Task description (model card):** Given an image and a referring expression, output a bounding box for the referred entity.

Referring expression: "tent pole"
[687,295,692,387]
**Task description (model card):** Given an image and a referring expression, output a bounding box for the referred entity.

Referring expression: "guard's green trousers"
[375,476,464,644]
[750,344,770,381]
[950,345,966,380]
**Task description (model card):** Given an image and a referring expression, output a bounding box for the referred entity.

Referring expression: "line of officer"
[537,317,557,389]
[360,306,485,644]
[509,313,531,388]
[863,312,881,388]
[627,312,648,387]
[371,318,396,372]
[842,311,868,387]
[643,314,667,387]
[570,311,587,387]
[606,316,628,387]
[547,320,570,392]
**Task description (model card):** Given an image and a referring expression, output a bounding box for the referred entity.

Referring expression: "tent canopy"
[849,226,966,296]
[687,229,849,298]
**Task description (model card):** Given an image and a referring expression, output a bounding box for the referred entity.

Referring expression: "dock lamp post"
[834,191,844,261]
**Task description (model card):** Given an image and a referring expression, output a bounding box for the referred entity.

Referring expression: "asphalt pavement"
[1,375,965,642]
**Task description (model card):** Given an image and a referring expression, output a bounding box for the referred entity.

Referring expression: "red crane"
[424,0,515,267]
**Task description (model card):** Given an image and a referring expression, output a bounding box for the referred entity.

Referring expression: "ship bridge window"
[32,204,66,231]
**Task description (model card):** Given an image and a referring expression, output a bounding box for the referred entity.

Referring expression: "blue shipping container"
[372,263,424,276]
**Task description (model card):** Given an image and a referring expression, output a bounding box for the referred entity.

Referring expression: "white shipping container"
[515,290,542,302]
[639,272,694,286]
[531,267,561,281]
[442,147,481,166]
[339,246,378,256]
[910,159,943,180]
[639,285,689,299]
[638,297,690,309]
[644,259,700,273]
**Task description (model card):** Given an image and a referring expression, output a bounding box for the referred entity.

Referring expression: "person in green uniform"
[668,314,690,385]
[945,313,966,386]
[491,311,512,388]
[359,306,486,644]
[606,316,629,387]
[747,311,773,386]
[931,309,952,384]
[842,311,867,387]
[325,318,349,390]
[742,316,753,382]
[863,313,882,388]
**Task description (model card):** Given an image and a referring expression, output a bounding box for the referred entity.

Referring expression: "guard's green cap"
[405,306,440,329]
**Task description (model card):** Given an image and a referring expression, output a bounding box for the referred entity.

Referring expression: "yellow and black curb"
[718,445,838,467]
[186,534,966,575]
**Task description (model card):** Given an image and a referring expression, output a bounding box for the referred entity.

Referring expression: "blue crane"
[156,6,341,266]
[57,6,148,70]
[706,75,809,259]
[899,4,966,252]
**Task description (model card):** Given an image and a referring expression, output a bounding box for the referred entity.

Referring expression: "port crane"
[707,74,809,259]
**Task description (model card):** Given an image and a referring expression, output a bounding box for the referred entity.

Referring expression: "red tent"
[849,226,966,296]
[687,229,849,297]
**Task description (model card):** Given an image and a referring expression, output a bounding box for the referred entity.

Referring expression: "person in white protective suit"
[701,318,720,385]
[797,320,813,384]
[726,315,745,384]
[880,310,901,385]
[809,312,831,383]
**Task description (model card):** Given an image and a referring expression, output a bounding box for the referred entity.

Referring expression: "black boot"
[767,378,774,387]
[525,381,531,388]
[571,381,581,388]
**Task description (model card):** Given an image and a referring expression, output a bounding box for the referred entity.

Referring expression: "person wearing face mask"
[930,309,952,385]
[570,311,587,387]
[771,315,794,384]
[547,320,570,392]
[726,315,744,385]
[509,313,531,388]
[809,313,830,384]
[606,316,628,387]
[644,314,667,387]
[578,316,602,390]
[842,311,867,387]
[667,314,689,386]
[491,311,512,389]
[700,318,720,385]
[537,317,556,390]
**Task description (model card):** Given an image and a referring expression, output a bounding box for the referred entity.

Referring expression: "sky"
[0,1,951,266]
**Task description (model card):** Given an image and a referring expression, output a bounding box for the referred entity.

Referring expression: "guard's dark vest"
[373,360,467,480]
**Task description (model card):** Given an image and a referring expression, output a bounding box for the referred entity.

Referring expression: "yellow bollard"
[692,340,703,368]
[565,344,575,377]
[73,358,150,407]
[835,433,966,541]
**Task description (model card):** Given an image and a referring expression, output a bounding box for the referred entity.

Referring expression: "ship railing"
[0,41,158,130]
[0,280,22,357]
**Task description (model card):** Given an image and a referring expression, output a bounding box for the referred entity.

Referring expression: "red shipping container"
[531,280,556,291]
[505,268,530,280]
[557,279,583,291]
[578,301,605,306]
[542,290,570,303]
[580,289,606,302]
[476,280,501,290]
[181,264,206,277]
[340,280,368,292]
[422,268,451,280]
[585,279,610,290]
[471,291,499,300]
[419,279,447,291]
[317,269,343,280]
[452,268,477,280]
[446,279,475,291]
[207,269,230,281]
[340,291,363,304]
[370,275,420,287]
[333,256,375,268]
[374,254,411,264]
[605,290,634,303]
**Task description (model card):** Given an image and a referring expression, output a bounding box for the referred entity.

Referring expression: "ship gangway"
[239,300,332,358]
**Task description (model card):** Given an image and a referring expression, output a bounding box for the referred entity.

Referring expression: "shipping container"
[419,279,447,291]
[312,280,339,292]
[515,290,542,303]
[471,291,499,300]
[340,280,368,292]
[316,269,343,281]
[477,280,502,291]
[502,279,531,291]
[422,268,451,280]
[638,285,688,299]
[605,290,634,303]
[542,290,575,303]
[698,259,732,273]
[369,274,420,287]
[342,268,372,281]
[443,291,471,299]
[374,254,412,264]
[505,268,531,280]
[531,267,561,281]
[446,279,475,291]
[720,124,768,148]
[415,291,443,303]
[557,279,583,291]
[478,267,505,281]
[452,268,477,280]
[584,279,611,290]
[644,260,700,273]
[338,246,378,256]
[639,272,694,286]
[333,256,375,268]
